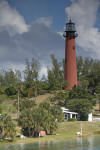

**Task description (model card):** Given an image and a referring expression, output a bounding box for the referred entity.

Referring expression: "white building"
[61,107,93,122]
[61,107,78,121]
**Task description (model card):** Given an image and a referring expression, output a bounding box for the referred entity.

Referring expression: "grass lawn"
[55,121,100,137]
[1,121,100,146]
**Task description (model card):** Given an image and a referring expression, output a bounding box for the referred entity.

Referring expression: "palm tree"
[0,114,16,140]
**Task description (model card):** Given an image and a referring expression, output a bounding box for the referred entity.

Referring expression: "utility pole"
[17,90,19,119]
[81,121,82,136]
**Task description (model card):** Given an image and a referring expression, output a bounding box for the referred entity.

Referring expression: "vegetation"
[0,56,99,97]
[50,86,95,120]
[0,114,16,140]
[48,54,68,90]
[0,55,100,142]
[77,56,100,90]
[66,86,96,121]
[66,98,93,121]
[18,101,64,137]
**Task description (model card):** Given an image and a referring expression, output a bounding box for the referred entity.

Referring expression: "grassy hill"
[1,93,53,119]
[1,93,100,120]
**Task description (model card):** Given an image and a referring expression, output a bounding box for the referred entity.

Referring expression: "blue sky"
[8,0,70,30]
[0,0,100,76]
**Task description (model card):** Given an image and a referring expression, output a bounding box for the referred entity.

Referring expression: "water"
[0,136,100,150]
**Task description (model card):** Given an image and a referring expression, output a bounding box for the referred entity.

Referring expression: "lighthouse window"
[73,46,75,50]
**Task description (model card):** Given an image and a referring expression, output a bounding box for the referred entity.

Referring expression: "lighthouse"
[63,19,78,89]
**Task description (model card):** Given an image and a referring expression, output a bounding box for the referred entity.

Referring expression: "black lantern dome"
[63,19,78,38]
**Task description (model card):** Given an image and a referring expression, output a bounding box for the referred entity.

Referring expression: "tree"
[77,56,100,90]
[24,57,40,82]
[39,101,64,134]
[19,108,45,137]
[51,90,70,106]
[50,105,64,122]
[15,70,22,83]
[50,86,95,121]
[77,56,83,80]
[95,83,100,111]
[24,57,40,97]
[0,71,4,86]
[68,86,96,106]
[69,86,93,100]
[0,114,16,140]
[63,86,96,121]
[0,69,22,96]
[81,80,89,90]
[5,86,17,96]
[19,101,63,137]
[14,98,36,112]
[66,99,93,121]
[48,54,68,90]
[4,69,17,87]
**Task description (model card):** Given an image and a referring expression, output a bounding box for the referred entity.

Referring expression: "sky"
[0,0,100,76]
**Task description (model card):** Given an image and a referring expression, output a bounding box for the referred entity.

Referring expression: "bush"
[68,118,77,122]
[5,87,17,96]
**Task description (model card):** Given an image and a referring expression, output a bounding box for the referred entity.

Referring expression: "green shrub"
[5,87,17,96]
[68,118,77,122]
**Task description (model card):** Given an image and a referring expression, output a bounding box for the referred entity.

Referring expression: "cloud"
[0,1,64,76]
[65,0,100,59]
[0,0,29,36]
[39,65,48,78]
[35,17,53,27]
[1,0,99,78]
[0,0,65,77]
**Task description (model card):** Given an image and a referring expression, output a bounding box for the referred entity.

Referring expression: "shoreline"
[0,121,100,146]
[0,133,100,147]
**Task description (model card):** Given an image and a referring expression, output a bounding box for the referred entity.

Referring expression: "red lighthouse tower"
[63,19,78,89]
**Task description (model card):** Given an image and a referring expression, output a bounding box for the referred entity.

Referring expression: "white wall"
[88,113,93,122]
